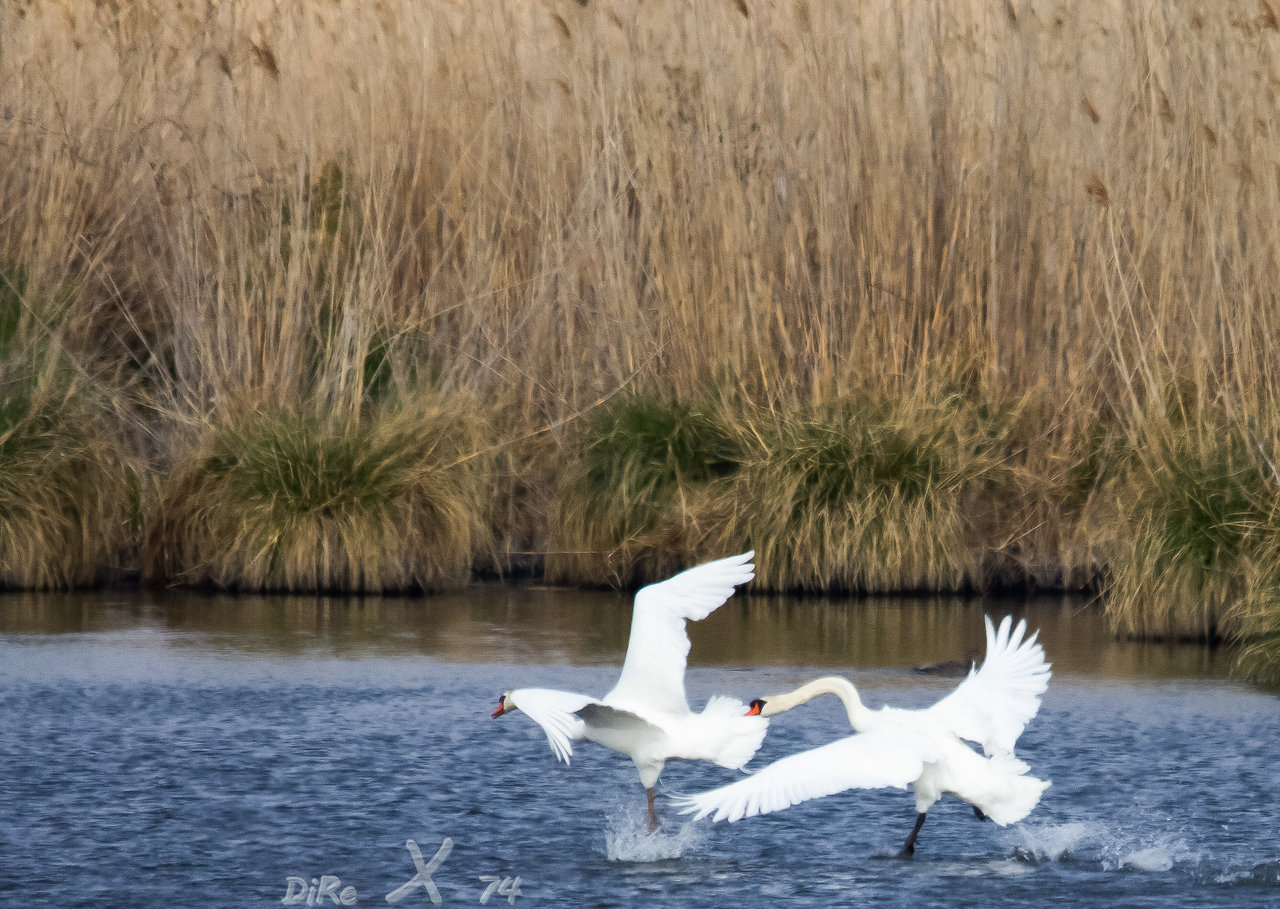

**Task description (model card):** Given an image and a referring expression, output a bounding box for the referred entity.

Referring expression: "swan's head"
[745,697,782,717]
[491,690,518,718]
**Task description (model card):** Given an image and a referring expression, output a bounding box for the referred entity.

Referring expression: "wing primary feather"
[674,728,932,823]
[922,613,1051,756]
[508,688,596,764]
[605,552,755,716]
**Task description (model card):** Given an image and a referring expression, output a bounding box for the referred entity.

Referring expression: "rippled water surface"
[2,588,1277,907]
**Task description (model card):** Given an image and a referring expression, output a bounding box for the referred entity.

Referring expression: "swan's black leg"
[972,805,988,821]
[645,787,660,832]
[896,812,927,858]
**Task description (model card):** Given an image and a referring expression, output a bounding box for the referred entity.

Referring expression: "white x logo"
[385,838,454,905]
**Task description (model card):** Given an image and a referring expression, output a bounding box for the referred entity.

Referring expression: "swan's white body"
[676,615,1051,852]
[492,552,768,825]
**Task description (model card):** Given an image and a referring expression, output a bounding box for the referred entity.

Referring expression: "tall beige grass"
[0,361,136,588]
[3,1,1280,674]
[145,396,490,592]
[8,1,1277,424]
[716,380,1013,593]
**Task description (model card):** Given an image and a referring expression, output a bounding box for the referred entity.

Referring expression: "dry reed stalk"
[0,0,1277,637]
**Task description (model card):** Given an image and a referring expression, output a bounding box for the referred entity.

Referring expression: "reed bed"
[1103,407,1280,660]
[3,1,1280,677]
[0,362,136,588]
[146,397,489,592]
[722,383,1012,593]
[548,392,743,586]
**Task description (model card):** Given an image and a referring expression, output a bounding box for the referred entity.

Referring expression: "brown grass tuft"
[0,367,136,589]
[147,396,491,593]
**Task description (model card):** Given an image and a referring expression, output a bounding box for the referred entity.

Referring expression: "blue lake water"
[1,589,1277,907]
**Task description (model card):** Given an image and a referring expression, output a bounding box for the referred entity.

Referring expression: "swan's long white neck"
[765,676,875,730]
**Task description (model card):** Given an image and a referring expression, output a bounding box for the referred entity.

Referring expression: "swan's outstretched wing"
[508,688,599,763]
[575,702,667,744]
[604,551,755,716]
[921,615,1051,755]
[674,726,937,823]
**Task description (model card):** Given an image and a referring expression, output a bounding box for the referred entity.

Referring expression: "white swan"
[491,551,768,829]
[675,615,1051,856]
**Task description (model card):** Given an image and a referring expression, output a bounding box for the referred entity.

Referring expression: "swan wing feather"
[576,702,662,734]
[509,688,598,764]
[674,726,936,823]
[921,615,1051,755]
[604,551,755,715]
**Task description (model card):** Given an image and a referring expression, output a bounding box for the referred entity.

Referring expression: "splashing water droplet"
[1120,845,1175,873]
[603,811,706,862]
[1009,821,1109,863]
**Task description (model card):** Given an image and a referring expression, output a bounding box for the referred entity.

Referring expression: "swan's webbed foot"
[895,812,927,859]
[972,805,988,821]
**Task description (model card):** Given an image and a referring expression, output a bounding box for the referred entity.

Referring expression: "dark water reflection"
[0,585,1234,679]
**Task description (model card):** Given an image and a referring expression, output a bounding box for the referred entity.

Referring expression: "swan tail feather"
[964,752,1051,826]
[978,774,1051,826]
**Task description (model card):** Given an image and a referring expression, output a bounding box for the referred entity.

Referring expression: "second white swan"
[675,615,1052,856]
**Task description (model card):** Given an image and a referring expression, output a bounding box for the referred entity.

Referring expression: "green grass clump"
[724,390,1010,593]
[548,393,743,586]
[1104,417,1276,641]
[985,392,1120,591]
[0,370,134,588]
[1102,410,1280,682]
[146,396,490,592]
[1230,561,1280,685]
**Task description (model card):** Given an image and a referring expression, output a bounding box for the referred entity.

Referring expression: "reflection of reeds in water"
[2,1,1280,677]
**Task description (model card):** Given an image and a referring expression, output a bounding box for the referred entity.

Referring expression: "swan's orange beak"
[745,701,763,716]
[491,698,507,718]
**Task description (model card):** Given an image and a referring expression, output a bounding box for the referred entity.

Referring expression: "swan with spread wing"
[675,615,1051,856]
[491,551,768,829]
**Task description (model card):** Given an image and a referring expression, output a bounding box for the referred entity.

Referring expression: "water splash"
[1212,860,1280,886]
[603,811,706,863]
[1009,821,1195,873]
[1009,820,1107,863]
[1119,845,1176,873]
